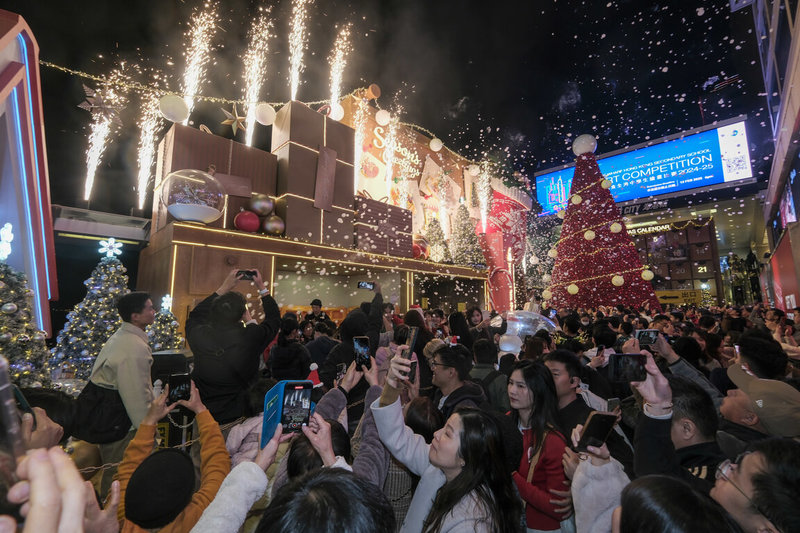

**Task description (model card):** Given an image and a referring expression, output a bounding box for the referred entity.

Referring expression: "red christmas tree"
[543,135,661,311]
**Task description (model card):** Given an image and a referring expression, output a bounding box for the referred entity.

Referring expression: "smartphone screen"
[0,357,24,516]
[237,270,256,281]
[607,353,648,382]
[168,373,191,403]
[575,412,618,452]
[402,326,419,358]
[549,309,557,319]
[335,363,347,383]
[353,336,371,369]
[357,281,375,290]
[281,383,312,432]
[407,360,418,384]
[635,329,659,345]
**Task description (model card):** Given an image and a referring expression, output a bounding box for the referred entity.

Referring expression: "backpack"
[72,381,132,444]
[472,369,504,412]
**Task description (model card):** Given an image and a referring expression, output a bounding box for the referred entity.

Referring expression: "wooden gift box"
[270,101,355,244]
[153,123,277,232]
[353,196,413,258]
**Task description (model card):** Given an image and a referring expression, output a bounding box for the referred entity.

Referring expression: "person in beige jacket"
[88,291,156,497]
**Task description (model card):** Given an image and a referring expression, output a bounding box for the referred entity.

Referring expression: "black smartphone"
[237,270,257,281]
[607,353,648,382]
[635,329,659,346]
[353,336,371,370]
[335,363,347,383]
[407,360,418,384]
[607,397,621,412]
[281,382,312,432]
[0,357,24,517]
[168,373,191,403]
[401,326,419,358]
[575,412,618,452]
[357,281,375,290]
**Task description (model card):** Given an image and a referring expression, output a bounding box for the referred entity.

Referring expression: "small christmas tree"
[544,135,660,310]
[424,217,452,263]
[147,295,184,352]
[0,262,50,387]
[449,204,484,266]
[50,238,130,379]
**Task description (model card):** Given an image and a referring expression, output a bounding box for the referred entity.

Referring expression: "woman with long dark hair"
[448,311,473,351]
[507,360,569,532]
[371,356,521,533]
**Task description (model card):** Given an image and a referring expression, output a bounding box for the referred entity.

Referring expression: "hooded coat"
[318,291,383,433]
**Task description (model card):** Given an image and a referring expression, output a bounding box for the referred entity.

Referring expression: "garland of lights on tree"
[49,238,131,379]
[147,294,184,352]
[543,135,661,311]
[0,224,50,386]
[424,217,452,264]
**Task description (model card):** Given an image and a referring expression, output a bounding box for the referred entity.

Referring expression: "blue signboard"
[535,121,752,215]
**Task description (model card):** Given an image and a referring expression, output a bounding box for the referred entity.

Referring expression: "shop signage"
[656,289,702,305]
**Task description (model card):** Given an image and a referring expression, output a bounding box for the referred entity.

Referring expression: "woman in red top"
[507,360,569,532]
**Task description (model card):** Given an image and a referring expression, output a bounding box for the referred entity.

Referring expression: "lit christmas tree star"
[98,237,122,257]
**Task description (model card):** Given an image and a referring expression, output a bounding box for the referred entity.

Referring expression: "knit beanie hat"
[125,448,195,529]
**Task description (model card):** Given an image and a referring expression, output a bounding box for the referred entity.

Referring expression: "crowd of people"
[2,268,799,533]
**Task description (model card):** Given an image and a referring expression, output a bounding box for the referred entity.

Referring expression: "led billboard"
[535,120,752,215]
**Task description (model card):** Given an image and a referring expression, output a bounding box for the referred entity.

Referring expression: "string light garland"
[547,265,649,289]
[552,241,636,265]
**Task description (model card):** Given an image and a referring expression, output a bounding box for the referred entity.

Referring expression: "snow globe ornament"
[160,169,226,224]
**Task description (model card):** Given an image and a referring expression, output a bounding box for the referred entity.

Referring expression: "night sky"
[5,0,772,215]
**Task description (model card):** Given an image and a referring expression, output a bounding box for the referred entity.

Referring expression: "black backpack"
[471,370,504,412]
[72,381,132,444]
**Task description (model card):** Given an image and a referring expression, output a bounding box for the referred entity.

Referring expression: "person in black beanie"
[269,317,312,380]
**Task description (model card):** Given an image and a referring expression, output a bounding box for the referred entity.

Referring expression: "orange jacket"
[117,409,231,532]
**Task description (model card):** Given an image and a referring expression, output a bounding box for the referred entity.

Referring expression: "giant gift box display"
[354,196,413,257]
[153,123,277,230]
[270,101,355,248]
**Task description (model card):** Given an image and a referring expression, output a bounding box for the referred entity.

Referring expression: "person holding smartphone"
[187,269,281,425]
[318,282,384,434]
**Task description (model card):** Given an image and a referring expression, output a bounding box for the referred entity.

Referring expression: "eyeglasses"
[716,452,779,532]
[428,359,452,369]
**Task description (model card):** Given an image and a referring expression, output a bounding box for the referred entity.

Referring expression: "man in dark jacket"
[269,317,312,380]
[430,344,485,420]
[305,321,339,367]
[318,282,383,433]
[187,269,280,424]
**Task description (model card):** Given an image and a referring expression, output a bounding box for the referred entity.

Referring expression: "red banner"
[484,190,527,264]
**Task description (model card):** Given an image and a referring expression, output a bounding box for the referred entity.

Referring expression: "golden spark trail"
[328,24,352,111]
[181,4,218,123]
[478,161,492,233]
[135,94,161,209]
[289,0,312,100]
[83,72,127,202]
[352,98,369,194]
[243,14,272,146]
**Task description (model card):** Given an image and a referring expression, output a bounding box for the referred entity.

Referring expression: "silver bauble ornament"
[1,303,18,315]
[249,194,275,216]
[264,215,285,235]
[0,333,11,343]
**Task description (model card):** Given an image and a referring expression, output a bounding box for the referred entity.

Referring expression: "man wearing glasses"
[631,351,800,533]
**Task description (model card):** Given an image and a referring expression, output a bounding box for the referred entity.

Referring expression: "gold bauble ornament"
[571,194,582,205]
[542,289,553,300]
[612,275,625,286]
[610,222,622,233]
[601,179,612,189]
[584,230,596,240]
[567,284,579,295]
[547,248,558,258]
[557,210,566,219]
[641,269,655,281]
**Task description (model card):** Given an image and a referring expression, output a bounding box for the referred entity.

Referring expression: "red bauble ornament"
[413,234,429,259]
[234,210,260,232]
